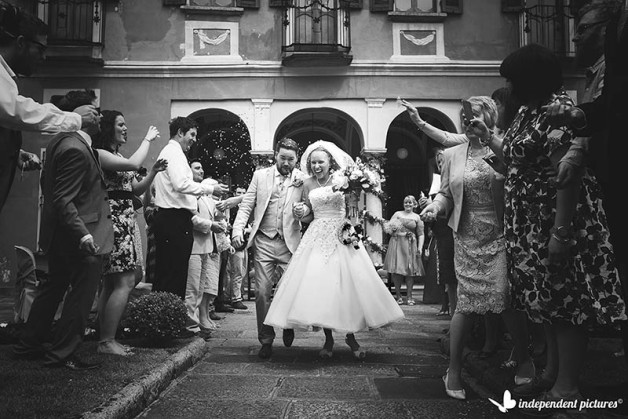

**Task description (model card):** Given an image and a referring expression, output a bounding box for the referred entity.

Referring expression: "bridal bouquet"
[331,157,385,200]
[383,218,403,235]
[338,221,364,249]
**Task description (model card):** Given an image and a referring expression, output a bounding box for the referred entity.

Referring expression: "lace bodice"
[462,156,494,208]
[293,186,346,262]
[310,186,345,220]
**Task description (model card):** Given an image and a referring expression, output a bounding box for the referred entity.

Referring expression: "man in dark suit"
[545,1,626,279]
[13,89,113,370]
[544,0,628,356]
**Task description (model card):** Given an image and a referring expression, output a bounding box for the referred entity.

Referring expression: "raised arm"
[401,100,468,148]
[98,126,159,171]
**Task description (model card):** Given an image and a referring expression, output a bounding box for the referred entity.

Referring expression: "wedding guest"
[383,195,425,306]
[0,4,98,214]
[485,43,626,403]
[419,96,534,400]
[429,148,457,317]
[264,141,404,360]
[184,161,224,335]
[152,117,227,299]
[142,184,158,284]
[231,138,304,359]
[13,90,112,370]
[218,186,250,310]
[93,110,166,356]
[543,0,628,360]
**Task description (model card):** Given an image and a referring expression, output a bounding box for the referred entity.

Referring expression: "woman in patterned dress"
[93,110,166,356]
[479,44,627,402]
[383,195,425,306]
[420,96,533,400]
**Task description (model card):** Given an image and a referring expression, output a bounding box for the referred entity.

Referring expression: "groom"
[232,138,304,359]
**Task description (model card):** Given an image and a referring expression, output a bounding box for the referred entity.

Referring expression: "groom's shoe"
[258,344,273,359]
[282,329,295,347]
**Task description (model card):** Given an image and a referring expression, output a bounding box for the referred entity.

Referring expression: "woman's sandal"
[98,340,134,356]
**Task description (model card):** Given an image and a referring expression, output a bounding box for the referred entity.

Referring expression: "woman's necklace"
[316,175,331,187]
[468,145,488,158]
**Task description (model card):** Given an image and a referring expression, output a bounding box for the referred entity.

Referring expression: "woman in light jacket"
[420,96,533,400]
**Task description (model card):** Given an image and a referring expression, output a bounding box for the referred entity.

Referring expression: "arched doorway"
[384,108,456,219]
[274,108,363,165]
[187,108,255,193]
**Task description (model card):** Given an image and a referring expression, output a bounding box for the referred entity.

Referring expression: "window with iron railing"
[283,0,351,54]
[36,0,104,62]
[521,2,576,57]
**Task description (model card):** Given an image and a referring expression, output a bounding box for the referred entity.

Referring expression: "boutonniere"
[291,172,305,188]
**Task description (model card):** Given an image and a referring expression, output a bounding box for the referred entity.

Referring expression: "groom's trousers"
[253,233,291,345]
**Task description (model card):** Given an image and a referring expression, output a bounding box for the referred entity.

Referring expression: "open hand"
[151,158,168,173]
[144,126,160,142]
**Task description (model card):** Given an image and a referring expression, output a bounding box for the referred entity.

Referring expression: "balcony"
[281,0,352,67]
[521,3,576,58]
[37,0,105,65]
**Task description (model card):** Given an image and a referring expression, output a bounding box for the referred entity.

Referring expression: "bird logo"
[489,390,517,413]
[401,31,435,46]
[194,29,230,49]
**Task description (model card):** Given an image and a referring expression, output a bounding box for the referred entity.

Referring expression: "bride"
[264,140,404,359]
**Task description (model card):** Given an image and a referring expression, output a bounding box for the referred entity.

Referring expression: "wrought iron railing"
[522,4,576,57]
[37,0,103,45]
[282,0,351,53]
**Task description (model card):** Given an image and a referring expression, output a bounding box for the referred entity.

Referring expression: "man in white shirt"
[152,117,227,299]
[0,4,98,214]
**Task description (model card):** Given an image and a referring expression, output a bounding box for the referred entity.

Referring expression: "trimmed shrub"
[123,291,186,342]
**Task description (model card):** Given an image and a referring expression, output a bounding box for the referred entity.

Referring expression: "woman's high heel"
[443,372,466,400]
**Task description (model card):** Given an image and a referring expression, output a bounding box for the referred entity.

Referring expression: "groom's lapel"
[262,168,274,208]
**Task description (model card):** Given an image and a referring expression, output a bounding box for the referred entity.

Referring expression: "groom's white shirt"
[232,166,305,254]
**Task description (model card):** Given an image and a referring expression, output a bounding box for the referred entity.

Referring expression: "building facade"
[0,0,587,280]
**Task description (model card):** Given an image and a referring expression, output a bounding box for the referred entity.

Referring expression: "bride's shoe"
[319,340,334,359]
[345,336,366,360]
[443,372,466,400]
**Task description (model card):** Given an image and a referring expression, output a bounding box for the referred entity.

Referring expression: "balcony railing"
[522,4,576,57]
[282,0,352,66]
[37,0,104,63]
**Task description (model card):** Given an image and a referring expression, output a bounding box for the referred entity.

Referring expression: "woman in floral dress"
[383,195,425,305]
[483,44,626,403]
[93,110,166,356]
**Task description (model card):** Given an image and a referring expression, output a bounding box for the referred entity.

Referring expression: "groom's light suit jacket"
[232,167,305,254]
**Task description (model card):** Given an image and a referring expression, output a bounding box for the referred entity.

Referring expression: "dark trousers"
[152,208,193,299]
[14,242,103,364]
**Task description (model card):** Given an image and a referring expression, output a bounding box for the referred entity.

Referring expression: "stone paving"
[137,296,506,419]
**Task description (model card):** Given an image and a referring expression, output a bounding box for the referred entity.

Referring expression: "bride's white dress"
[264,186,405,333]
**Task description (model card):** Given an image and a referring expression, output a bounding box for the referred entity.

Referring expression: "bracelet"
[551,233,571,244]
[144,137,153,143]
[480,132,493,147]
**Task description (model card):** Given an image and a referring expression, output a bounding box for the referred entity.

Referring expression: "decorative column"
[360,151,386,267]
[251,99,274,153]
[250,99,275,170]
